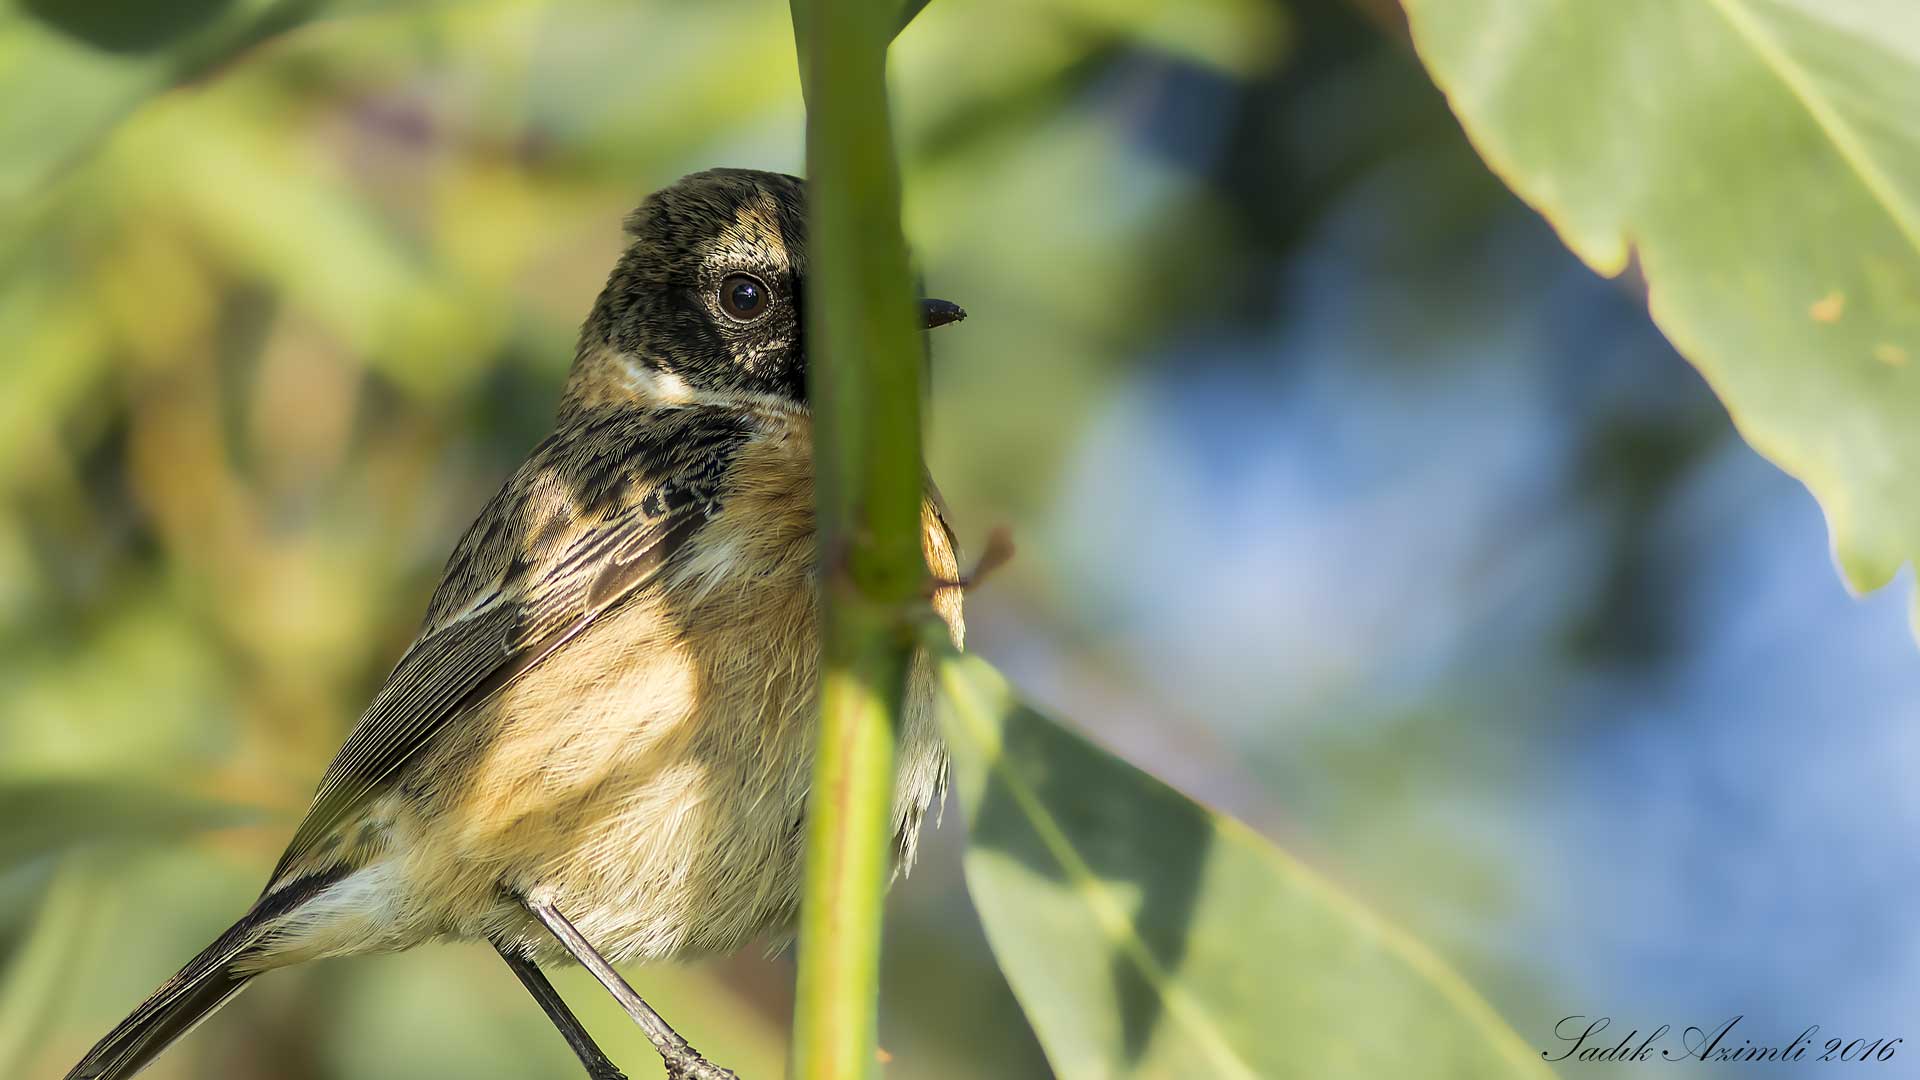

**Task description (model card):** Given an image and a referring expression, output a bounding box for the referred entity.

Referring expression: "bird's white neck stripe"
[611,354,806,418]
[619,359,697,404]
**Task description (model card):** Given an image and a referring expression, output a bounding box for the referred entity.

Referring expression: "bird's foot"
[661,1045,738,1080]
[927,524,1014,595]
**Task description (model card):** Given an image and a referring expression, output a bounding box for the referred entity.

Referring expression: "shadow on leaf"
[971,694,1210,1065]
[20,0,238,54]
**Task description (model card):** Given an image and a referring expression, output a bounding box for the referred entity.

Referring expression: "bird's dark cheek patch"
[726,323,805,404]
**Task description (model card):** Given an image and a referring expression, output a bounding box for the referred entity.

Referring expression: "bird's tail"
[65,868,344,1080]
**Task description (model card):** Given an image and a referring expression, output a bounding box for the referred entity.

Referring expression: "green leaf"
[935,652,1553,1080]
[0,778,255,869]
[0,860,102,1078]
[1400,0,1920,627]
[0,0,366,208]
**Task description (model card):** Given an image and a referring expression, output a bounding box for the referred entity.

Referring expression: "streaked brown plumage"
[69,168,965,1080]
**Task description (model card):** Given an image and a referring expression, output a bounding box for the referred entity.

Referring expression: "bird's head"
[566,168,963,415]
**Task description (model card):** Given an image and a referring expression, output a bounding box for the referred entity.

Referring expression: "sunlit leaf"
[1402,0,1920,630]
[935,652,1553,1080]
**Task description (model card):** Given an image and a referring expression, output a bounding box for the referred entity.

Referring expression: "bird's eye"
[718,273,770,322]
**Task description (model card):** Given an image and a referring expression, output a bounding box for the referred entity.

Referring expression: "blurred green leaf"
[97,95,499,395]
[1402,0,1920,630]
[526,0,804,177]
[0,275,114,489]
[1041,0,1286,76]
[0,779,255,869]
[0,861,100,1078]
[0,0,396,209]
[935,652,1553,1080]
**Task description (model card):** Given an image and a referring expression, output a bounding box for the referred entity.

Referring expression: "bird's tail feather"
[65,868,345,1080]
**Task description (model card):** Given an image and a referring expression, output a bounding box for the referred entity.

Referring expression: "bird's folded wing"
[269,413,749,885]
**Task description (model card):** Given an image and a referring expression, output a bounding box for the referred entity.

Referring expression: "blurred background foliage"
[4,0,1916,1077]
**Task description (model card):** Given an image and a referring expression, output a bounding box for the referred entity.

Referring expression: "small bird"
[66,168,968,1080]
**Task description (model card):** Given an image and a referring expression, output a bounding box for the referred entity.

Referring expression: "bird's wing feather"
[270,408,752,883]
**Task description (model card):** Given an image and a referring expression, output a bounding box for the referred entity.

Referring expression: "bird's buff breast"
[372,430,961,965]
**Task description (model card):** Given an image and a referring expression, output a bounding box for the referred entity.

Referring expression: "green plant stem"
[787,2,927,1079]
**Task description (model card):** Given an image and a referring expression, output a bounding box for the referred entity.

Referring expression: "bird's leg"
[493,938,629,1080]
[517,894,740,1080]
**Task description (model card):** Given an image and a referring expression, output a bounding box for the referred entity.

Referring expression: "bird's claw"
[662,1047,738,1080]
[927,525,1014,595]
